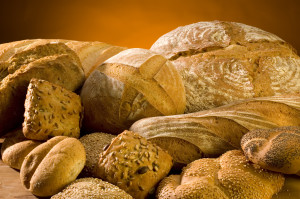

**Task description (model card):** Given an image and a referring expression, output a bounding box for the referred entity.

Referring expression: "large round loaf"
[80,48,186,134]
[20,136,86,197]
[150,21,300,113]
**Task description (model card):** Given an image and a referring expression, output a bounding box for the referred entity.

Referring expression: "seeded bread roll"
[23,78,83,140]
[51,177,133,199]
[241,126,300,175]
[157,150,284,199]
[150,21,300,113]
[80,48,186,134]
[95,130,173,199]
[79,132,116,177]
[20,136,86,197]
[1,128,42,169]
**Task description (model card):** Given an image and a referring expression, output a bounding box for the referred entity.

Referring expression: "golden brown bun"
[80,48,186,134]
[20,136,86,197]
[0,42,84,135]
[23,78,83,140]
[1,128,42,169]
[95,130,173,199]
[157,150,284,199]
[130,95,300,166]
[79,132,116,177]
[51,177,133,199]
[241,126,300,175]
[150,21,300,113]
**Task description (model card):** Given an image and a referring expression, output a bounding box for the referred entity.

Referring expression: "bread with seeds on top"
[95,130,173,199]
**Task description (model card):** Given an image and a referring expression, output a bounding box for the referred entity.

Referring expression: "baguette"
[130,95,300,166]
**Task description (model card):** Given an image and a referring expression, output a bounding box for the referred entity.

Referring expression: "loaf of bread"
[20,136,86,197]
[51,178,133,199]
[150,21,300,113]
[95,130,173,199]
[80,48,186,134]
[23,78,83,140]
[1,128,41,169]
[241,126,300,175]
[0,42,85,135]
[130,95,300,166]
[157,150,284,199]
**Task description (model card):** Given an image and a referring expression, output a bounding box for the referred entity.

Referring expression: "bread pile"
[1,21,300,198]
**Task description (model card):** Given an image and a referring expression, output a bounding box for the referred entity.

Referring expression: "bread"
[51,177,133,199]
[20,136,86,197]
[80,48,186,134]
[150,21,300,113]
[23,78,83,140]
[1,128,41,169]
[79,132,116,177]
[0,43,84,136]
[241,126,300,175]
[157,150,284,199]
[95,130,173,199]
[130,95,300,166]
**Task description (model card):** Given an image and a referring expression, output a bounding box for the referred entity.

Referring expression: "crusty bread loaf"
[95,130,173,199]
[20,136,86,197]
[150,21,300,113]
[157,150,284,199]
[80,48,186,134]
[1,128,41,169]
[51,177,133,199]
[241,126,300,175]
[130,95,300,166]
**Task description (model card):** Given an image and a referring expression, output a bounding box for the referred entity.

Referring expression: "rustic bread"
[23,78,83,140]
[95,130,173,199]
[241,126,300,175]
[1,128,41,169]
[0,43,84,136]
[130,95,300,166]
[150,21,300,113]
[20,136,86,197]
[79,132,116,177]
[157,150,284,199]
[51,177,133,199]
[80,48,186,134]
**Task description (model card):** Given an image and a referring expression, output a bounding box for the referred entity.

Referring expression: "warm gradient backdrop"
[0,0,299,52]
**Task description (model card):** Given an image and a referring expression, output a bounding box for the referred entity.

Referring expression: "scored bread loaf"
[130,95,300,166]
[80,48,186,134]
[150,21,300,113]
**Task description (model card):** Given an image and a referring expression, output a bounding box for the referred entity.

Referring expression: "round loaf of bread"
[51,177,133,199]
[241,126,300,175]
[157,150,284,199]
[20,136,86,197]
[95,130,173,199]
[80,48,186,134]
[150,21,300,113]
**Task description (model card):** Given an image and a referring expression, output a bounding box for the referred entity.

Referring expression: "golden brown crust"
[241,126,300,175]
[95,130,173,199]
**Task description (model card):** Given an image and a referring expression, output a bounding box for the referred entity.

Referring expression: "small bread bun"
[79,132,116,177]
[241,126,300,175]
[95,130,173,199]
[51,177,133,199]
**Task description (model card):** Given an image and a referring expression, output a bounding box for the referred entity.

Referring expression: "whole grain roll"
[150,21,300,113]
[241,126,300,175]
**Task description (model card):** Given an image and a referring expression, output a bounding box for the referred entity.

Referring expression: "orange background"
[0,0,299,53]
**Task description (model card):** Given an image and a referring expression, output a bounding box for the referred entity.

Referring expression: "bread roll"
[241,126,300,175]
[157,150,284,199]
[51,177,133,199]
[20,136,86,197]
[150,21,300,113]
[95,130,173,199]
[80,48,186,134]
[130,95,300,166]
